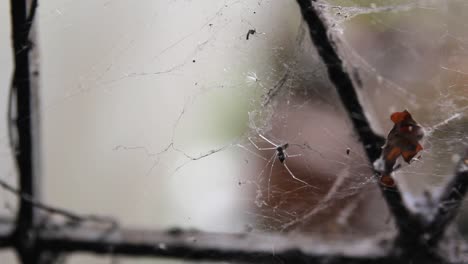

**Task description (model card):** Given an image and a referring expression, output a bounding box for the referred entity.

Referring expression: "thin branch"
[10,0,40,262]
[0,178,117,227]
[427,149,468,246]
[294,0,414,239]
[295,0,384,160]
[36,222,394,263]
[0,216,458,263]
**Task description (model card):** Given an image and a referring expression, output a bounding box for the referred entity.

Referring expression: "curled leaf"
[378,110,424,187]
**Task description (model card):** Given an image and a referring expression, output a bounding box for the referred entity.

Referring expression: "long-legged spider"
[248,134,315,197]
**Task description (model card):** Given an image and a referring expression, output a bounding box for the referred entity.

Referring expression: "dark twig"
[36,223,394,263]
[9,0,41,262]
[0,179,117,227]
[294,1,468,262]
[294,0,415,238]
[295,0,384,160]
[427,149,468,246]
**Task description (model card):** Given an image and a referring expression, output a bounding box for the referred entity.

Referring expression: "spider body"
[248,134,314,189]
[276,144,288,163]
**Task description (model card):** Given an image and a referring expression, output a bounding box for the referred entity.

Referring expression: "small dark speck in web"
[246,29,256,40]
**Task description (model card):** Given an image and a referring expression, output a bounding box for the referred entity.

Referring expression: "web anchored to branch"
[3,0,468,263]
[296,0,468,262]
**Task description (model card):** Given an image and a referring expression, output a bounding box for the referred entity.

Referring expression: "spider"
[248,134,314,194]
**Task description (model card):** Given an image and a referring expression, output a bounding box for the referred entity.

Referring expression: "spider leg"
[285,153,302,158]
[236,144,268,161]
[267,152,277,200]
[283,161,318,189]
[258,134,279,147]
[248,137,277,151]
[254,153,275,182]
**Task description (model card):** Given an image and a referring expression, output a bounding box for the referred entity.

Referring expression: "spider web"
[318,0,468,234]
[320,0,468,206]
[1,3,468,263]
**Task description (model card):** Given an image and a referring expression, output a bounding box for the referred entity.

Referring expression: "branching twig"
[36,222,393,262]
[294,0,414,239]
[295,1,468,261]
[0,178,117,227]
[295,0,385,160]
[427,149,468,246]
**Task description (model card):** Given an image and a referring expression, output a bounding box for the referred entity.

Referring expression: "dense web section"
[319,1,468,196]
[318,0,468,232]
[2,3,468,259]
